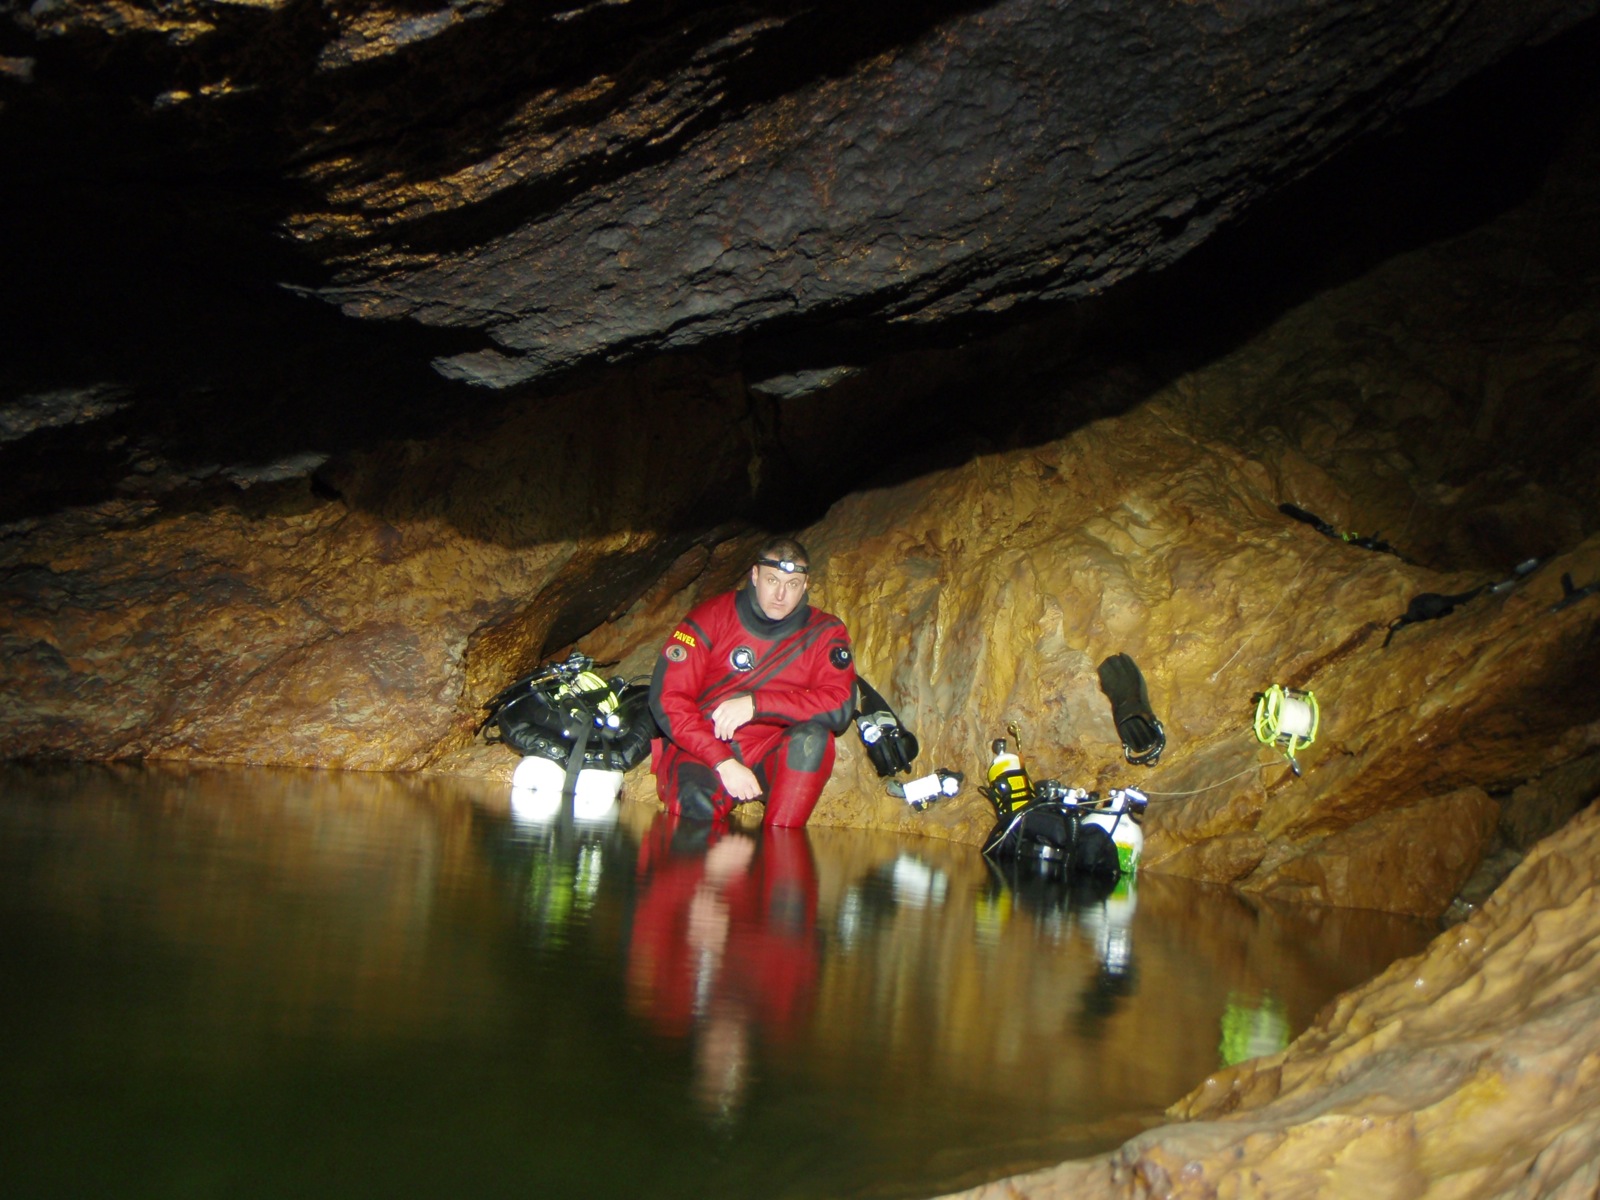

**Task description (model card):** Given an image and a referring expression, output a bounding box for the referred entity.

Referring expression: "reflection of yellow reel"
[1253,685,1320,775]
[1219,990,1290,1066]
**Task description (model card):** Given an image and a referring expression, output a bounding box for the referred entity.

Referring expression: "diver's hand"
[715,759,763,801]
[711,693,755,739]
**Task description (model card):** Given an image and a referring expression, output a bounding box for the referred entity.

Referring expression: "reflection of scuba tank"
[888,854,949,909]
[986,738,1034,814]
[1080,875,1137,978]
[520,838,607,936]
[1076,879,1138,1021]
[509,754,623,827]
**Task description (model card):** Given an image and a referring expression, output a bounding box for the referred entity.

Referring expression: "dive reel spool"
[1253,684,1320,775]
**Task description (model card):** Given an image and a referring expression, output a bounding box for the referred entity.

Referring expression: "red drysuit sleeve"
[651,614,735,768]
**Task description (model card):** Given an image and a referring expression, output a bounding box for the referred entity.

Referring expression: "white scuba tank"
[1083,789,1144,876]
[510,755,623,826]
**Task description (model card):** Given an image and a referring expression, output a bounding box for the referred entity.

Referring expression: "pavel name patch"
[672,630,697,648]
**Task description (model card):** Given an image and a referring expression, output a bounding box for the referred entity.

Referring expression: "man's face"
[750,563,809,620]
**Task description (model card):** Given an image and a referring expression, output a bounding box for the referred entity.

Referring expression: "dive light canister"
[986,738,1033,812]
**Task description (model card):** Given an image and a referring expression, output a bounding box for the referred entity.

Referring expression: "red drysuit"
[649,586,855,827]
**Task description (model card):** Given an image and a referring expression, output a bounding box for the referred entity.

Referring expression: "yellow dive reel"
[1253,685,1320,775]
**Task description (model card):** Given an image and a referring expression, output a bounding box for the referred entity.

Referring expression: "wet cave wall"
[4,0,1598,902]
[5,4,1600,1193]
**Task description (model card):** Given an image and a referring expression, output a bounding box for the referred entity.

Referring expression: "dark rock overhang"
[7,2,1599,380]
[304,0,1600,391]
[2,1,1598,527]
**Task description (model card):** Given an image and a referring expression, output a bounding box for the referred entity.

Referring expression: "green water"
[0,763,1435,1199]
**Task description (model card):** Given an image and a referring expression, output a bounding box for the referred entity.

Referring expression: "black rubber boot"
[1096,653,1166,766]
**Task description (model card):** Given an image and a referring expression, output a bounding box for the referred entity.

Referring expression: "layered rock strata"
[4,2,1595,388]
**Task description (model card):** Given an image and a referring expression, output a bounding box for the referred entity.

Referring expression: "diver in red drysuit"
[648,538,855,828]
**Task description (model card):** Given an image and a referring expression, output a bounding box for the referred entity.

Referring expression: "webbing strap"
[562,720,592,800]
[855,674,892,716]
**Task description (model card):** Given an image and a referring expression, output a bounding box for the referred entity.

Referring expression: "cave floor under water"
[0,762,1435,1200]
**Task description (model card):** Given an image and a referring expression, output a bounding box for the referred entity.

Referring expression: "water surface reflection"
[0,763,1435,1199]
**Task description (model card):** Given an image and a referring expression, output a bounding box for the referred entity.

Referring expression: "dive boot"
[1096,653,1166,767]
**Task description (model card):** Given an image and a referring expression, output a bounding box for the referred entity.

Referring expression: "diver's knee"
[784,721,832,772]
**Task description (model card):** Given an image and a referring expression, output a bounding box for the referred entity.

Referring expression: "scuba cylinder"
[986,737,1034,815]
[1082,788,1147,876]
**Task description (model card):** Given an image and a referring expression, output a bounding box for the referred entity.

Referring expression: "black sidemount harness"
[478,652,658,796]
[1383,557,1544,646]
[853,674,920,778]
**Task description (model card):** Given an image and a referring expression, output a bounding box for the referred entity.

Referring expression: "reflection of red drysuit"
[626,817,820,1044]
[649,586,855,827]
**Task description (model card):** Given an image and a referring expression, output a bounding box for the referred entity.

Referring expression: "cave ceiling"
[2,0,1599,525]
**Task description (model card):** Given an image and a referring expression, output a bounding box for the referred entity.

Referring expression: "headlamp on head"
[755,557,808,575]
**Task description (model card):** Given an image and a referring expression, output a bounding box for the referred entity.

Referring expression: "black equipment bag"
[486,683,594,755]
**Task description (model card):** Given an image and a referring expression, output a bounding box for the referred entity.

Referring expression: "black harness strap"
[855,675,895,716]
[561,718,593,801]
